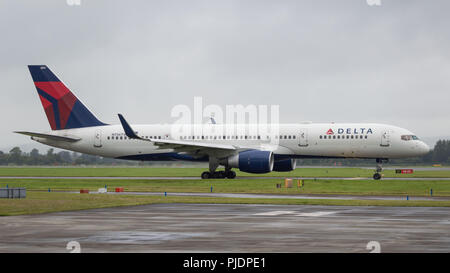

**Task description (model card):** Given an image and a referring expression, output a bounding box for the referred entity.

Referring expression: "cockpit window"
[401,135,419,141]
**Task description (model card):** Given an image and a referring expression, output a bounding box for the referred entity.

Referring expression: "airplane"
[15,65,430,180]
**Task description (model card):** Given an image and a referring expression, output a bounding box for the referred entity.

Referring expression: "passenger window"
[319,135,322,139]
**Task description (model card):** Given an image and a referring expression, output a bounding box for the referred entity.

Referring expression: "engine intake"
[227,150,274,174]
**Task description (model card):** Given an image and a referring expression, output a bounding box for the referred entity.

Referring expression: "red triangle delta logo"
[326,129,334,135]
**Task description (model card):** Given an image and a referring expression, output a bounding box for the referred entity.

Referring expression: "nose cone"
[418,142,431,155]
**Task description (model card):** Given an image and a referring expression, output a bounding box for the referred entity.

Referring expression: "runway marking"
[253,211,339,217]
[253,211,296,216]
[294,211,338,217]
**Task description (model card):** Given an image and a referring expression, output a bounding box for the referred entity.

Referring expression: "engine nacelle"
[273,158,297,172]
[227,150,274,174]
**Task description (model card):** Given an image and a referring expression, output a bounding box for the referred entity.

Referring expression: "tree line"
[0,147,136,166]
[1,140,449,166]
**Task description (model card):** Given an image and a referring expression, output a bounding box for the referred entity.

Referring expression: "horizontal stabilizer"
[14,131,81,142]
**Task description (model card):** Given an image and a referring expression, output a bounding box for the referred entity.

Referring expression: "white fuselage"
[31,123,430,161]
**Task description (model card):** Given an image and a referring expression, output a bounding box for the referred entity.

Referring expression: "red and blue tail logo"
[28,65,106,130]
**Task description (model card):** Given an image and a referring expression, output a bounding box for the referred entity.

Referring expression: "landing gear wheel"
[213,171,226,179]
[225,171,236,179]
[201,171,211,179]
[373,173,382,180]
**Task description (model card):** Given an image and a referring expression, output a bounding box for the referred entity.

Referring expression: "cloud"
[0,0,449,149]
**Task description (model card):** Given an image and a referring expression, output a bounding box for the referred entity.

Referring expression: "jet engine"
[227,150,274,174]
[273,158,296,172]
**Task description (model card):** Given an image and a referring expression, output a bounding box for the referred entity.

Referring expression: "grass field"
[1,167,450,178]
[2,178,450,196]
[1,167,450,216]
[1,191,449,216]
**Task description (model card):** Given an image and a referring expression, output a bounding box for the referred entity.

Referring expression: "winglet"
[118,114,140,139]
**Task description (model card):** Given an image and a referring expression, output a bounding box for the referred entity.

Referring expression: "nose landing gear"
[373,172,382,180]
[373,158,387,180]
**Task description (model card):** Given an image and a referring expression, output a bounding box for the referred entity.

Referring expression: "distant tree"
[28,148,41,165]
[432,140,449,163]
[421,150,433,164]
[58,151,73,164]
[9,147,23,165]
[44,148,58,164]
[0,150,5,165]
[75,153,100,165]
[30,148,39,158]
[9,147,22,156]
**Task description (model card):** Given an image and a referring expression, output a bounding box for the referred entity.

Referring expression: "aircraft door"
[380,131,390,147]
[94,129,102,148]
[298,129,308,147]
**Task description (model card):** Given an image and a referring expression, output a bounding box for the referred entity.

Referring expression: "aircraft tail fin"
[27,65,106,130]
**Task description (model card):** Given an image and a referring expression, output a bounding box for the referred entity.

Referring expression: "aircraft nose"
[419,142,431,155]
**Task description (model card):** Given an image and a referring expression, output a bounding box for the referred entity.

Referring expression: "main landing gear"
[201,157,236,179]
[373,158,387,180]
[201,159,236,179]
[201,170,236,179]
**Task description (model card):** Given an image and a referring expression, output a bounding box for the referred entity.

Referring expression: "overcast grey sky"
[1,0,449,150]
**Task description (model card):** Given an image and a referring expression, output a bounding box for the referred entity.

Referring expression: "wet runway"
[0,204,449,252]
[1,176,450,180]
[93,191,450,201]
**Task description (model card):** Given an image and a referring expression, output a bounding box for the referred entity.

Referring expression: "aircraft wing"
[14,131,81,142]
[118,114,245,156]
